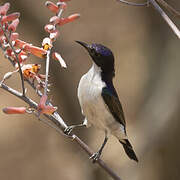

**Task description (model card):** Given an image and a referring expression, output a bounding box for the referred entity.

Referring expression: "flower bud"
[3,107,27,114]
[0,3,10,16]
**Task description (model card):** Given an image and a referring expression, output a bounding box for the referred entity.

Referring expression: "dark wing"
[101,87,126,128]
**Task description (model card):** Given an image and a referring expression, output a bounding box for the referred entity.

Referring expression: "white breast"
[77,64,116,131]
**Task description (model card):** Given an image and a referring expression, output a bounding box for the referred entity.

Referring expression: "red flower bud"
[44,24,55,33]
[0,28,3,36]
[10,32,19,41]
[50,29,59,40]
[57,2,67,10]
[49,16,60,25]
[59,0,71,2]
[57,13,80,26]
[38,95,57,115]
[45,1,59,14]
[3,107,27,114]
[8,18,19,32]
[0,3,10,16]
[1,12,20,23]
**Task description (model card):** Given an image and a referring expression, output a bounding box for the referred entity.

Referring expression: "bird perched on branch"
[65,41,138,163]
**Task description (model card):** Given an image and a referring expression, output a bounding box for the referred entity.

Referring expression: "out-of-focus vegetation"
[0,0,180,179]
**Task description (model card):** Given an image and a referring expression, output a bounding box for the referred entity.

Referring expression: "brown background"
[0,0,180,179]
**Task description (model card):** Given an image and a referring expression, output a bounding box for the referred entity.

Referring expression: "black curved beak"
[75,41,90,52]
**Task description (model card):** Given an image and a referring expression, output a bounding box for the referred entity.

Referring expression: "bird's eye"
[90,49,100,57]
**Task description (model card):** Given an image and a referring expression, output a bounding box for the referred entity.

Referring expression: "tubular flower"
[38,95,57,115]
[3,107,27,114]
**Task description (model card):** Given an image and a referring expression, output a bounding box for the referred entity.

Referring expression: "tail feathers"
[119,139,138,162]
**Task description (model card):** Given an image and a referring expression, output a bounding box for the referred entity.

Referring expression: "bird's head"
[76,41,115,75]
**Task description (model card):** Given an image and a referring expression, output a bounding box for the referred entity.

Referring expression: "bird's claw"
[90,152,101,163]
[64,126,74,135]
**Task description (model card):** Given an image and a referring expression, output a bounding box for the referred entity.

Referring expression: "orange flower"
[22,64,41,79]
[23,44,47,58]
[14,39,27,49]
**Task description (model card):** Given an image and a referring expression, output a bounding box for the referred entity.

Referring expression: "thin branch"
[44,50,51,95]
[117,0,149,7]
[44,6,64,96]
[0,23,26,95]
[149,0,180,39]
[117,0,180,39]
[0,82,122,180]
[156,0,180,18]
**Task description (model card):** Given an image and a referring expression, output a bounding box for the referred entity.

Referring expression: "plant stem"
[0,82,122,180]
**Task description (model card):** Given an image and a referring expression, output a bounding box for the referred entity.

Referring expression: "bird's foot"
[90,152,101,163]
[64,125,75,135]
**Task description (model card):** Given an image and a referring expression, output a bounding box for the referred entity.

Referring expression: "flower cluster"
[1,1,80,115]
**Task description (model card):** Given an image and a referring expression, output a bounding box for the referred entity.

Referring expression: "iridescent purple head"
[76,41,115,74]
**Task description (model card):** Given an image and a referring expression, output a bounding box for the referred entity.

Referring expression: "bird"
[65,41,138,163]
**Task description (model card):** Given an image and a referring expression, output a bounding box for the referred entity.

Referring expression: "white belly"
[77,65,116,132]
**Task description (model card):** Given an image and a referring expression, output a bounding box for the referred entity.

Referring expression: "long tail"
[119,139,138,162]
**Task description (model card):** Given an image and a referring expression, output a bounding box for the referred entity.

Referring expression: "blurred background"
[0,0,180,179]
